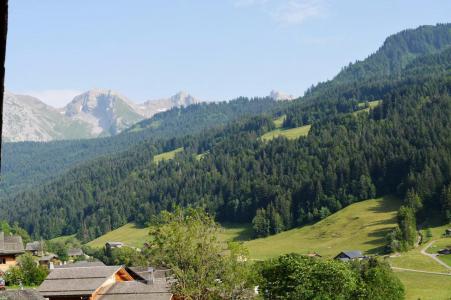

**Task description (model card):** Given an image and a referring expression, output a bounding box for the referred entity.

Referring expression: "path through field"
[420,240,451,271]
[391,267,451,276]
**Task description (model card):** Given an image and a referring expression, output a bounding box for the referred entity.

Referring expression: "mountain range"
[2,89,201,142]
[3,89,295,142]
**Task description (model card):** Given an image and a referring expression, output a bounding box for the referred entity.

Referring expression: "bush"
[4,253,48,286]
[257,254,404,300]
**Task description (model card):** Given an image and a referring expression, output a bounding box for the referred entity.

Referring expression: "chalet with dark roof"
[334,250,365,262]
[0,232,25,273]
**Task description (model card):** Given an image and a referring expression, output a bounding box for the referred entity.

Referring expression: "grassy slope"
[86,197,400,257]
[153,147,184,163]
[395,270,451,300]
[260,114,311,142]
[261,125,311,141]
[353,100,382,115]
[84,197,451,298]
[389,247,450,273]
[86,223,252,249]
[244,196,400,259]
[87,223,150,248]
[389,225,451,271]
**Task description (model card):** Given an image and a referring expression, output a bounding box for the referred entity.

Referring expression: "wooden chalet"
[25,241,44,256]
[38,265,173,300]
[0,232,24,273]
[67,247,85,261]
[334,250,365,262]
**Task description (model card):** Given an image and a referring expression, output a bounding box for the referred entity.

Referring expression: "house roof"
[97,281,172,300]
[38,254,58,262]
[38,265,123,296]
[0,290,45,300]
[67,247,84,256]
[106,242,124,247]
[0,232,25,255]
[335,250,364,260]
[55,260,106,268]
[25,241,42,251]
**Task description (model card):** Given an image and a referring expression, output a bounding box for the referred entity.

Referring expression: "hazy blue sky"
[5,0,451,107]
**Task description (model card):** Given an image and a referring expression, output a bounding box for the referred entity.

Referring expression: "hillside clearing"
[86,222,253,249]
[244,196,400,259]
[353,100,382,115]
[273,115,286,128]
[261,124,311,141]
[153,147,183,163]
[86,223,149,248]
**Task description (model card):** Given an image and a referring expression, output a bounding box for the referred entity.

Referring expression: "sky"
[5,0,451,107]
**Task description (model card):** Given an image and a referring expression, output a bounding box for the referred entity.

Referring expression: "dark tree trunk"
[0,0,7,168]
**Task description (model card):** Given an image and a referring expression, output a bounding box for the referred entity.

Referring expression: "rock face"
[63,89,143,136]
[269,90,296,101]
[138,91,200,118]
[3,89,201,142]
[3,90,92,142]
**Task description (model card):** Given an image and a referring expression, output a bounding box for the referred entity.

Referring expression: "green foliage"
[109,247,147,266]
[398,206,417,249]
[1,96,287,197]
[148,207,255,300]
[353,258,405,300]
[404,190,423,212]
[257,253,359,299]
[45,236,81,262]
[257,254,404,300]
[4,253,48,286]
[252,208,270,238]
[441,184,451,222]
[0,221,31,245]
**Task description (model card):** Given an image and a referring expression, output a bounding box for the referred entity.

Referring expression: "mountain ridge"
[2,89,202,142]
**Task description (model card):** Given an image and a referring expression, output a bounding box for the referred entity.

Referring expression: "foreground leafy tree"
[0,220,31,244]
[257,254,404,300]
[148,207,255,300]
[5,253,48,286]
[257,254,359,299]
[351,258,404,300]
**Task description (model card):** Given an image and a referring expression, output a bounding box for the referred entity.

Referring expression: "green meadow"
[153,147,184,163]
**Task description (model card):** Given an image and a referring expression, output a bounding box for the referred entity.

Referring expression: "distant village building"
[334,250,365,262]
[0,232,25,273]
[105,242,124,250]
[56,261,106,269]
[67,247,85,260]
[38,254,60,269]
[438,248,451,255]
[38,264,173,300]
[25,241,45,256]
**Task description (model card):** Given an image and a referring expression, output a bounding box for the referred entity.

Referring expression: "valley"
[76,197,451,299]
[1,22,451,299]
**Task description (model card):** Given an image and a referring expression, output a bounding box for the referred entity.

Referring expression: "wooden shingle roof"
[97,281,173,300]
[38,265,123,297]
[0,231,25,255]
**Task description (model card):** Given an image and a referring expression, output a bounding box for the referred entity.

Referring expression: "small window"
[0,258,6,264]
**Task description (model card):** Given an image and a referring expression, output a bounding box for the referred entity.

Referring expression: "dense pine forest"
[0,96,289,196]
[0,24,450,243]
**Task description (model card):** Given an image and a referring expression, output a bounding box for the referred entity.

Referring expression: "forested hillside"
[0,24,450,242]
[0,97,288,196]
